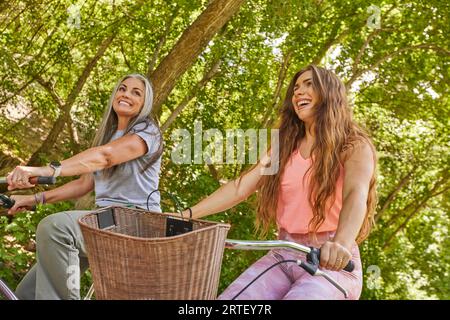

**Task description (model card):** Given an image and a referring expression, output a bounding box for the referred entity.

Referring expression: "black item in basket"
[165,216,193,236]
[96,207,116,229]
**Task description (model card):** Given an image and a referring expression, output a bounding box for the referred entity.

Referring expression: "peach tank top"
[276,150,344,234]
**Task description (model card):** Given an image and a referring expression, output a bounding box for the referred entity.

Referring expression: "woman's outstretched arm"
[8,174,94,215]
[181,155,272,219]
[7,134,148,190]
[320,142,375,271]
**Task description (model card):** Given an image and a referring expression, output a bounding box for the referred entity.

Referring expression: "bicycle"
[79,238,353,300]
[1,185,354,300]
[0,176,55,300]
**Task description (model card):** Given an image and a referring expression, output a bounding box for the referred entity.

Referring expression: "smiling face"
[112,77,145,119]
[292,70,319,123]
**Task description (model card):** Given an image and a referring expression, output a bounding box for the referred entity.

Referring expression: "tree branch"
[27,34,116,166]
[261,50,293,128]
[150,0,245,115]
[120,41,132,70]
[346,43,450,89]
[375,165,417,222]
[382,182,450,250]
[36,76,64,107]
[146,7,179,78]
[311,22,353,66]
[351,29,381,73]
[161,58,221,132]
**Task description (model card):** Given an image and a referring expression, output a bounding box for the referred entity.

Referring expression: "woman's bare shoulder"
[341,139,375,164]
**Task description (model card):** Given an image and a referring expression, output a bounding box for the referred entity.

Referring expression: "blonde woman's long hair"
[256,65,377,243]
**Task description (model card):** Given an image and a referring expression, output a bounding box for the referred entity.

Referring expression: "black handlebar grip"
[0,194,15,209]
[0,176,55,185]
[31,177,56,185]
[0,195,36,211]
[343,260,355,272]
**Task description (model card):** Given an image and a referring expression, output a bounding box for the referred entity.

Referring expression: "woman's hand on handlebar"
[7,195,36,216]
[319,240,352,271]
[6,165,50,190]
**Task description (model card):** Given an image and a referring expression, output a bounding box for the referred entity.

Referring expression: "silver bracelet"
[34,192,44,205]
[34,193,39,205]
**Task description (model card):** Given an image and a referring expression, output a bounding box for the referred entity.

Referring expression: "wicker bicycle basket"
[78,206,230,300]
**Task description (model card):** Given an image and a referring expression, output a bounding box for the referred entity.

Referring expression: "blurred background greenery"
[0,0,448,299]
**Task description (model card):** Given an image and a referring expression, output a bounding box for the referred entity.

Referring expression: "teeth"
[297,99,311,107]
[119,100,131,106]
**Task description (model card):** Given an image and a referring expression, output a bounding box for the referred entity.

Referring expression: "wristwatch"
[49,161,62,178]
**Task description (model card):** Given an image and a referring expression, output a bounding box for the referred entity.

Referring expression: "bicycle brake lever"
[297,260,349,298]
[315,269,349,298]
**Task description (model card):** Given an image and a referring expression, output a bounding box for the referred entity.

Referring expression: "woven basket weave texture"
[78,206,230,300]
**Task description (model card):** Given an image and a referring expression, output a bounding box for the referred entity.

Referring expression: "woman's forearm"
[35,146,111,177]
[189,180,247,219]
[43,175,94,204]
[188,162,265,219]
[333,190,367,249]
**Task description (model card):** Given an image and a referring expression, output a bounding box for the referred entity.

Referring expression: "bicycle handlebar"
[225,239,354,272]
[0,176,55,211]
[0,176,56,185]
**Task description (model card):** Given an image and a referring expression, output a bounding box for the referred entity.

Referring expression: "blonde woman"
[7,74,163,299]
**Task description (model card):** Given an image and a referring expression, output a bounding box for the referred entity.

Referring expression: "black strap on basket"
[146,189,193,236]
[146,189,187,218]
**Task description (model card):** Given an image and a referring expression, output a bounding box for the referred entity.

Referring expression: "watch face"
[50,161,61,167]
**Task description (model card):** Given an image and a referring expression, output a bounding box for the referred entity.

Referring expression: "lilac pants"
[218,231,363,300]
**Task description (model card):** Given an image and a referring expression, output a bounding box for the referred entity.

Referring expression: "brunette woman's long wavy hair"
[256,65,377,244]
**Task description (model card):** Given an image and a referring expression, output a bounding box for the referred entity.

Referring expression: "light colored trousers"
[15,211,91,300]
[218,230,363,300]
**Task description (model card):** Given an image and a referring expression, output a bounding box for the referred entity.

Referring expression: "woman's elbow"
[97,146,115,168]
[234,182,252,202]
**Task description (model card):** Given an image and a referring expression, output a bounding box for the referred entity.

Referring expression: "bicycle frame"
[0,176,55,300]
[0,278,18,300]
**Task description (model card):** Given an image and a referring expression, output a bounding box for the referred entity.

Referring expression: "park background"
[0,0,448,299]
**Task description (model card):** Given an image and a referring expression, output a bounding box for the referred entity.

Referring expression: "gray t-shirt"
[94,121,162,212]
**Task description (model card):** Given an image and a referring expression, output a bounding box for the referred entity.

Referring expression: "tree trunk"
[67,115,81,154]
[150,0,245,116]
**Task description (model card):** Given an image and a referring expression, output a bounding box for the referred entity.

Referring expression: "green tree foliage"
[0,0,448,299]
